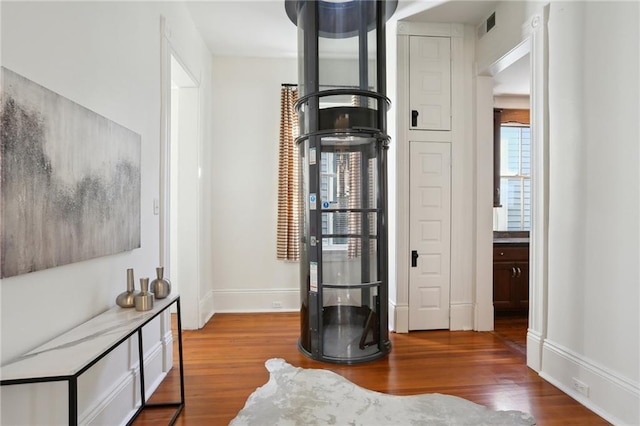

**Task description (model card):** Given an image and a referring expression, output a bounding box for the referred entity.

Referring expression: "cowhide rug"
[230,358,536,425]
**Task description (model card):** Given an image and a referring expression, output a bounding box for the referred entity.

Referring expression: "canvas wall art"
[0,67,141,278]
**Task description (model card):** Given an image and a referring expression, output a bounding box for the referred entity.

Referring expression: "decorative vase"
[116,268,139,308]
[150,267,171,299]
[135,278,154,311]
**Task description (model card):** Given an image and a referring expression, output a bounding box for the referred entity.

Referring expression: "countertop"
[493,238,529,245]
[493,232,529,245]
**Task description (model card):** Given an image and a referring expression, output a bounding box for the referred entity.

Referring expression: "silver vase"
[116,268,139,308]
[150,267,171,299]
[135,278,154,311]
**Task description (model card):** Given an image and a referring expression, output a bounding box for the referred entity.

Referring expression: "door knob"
[411,250,419,267]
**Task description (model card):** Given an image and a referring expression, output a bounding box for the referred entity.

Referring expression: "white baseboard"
[79,366,138,426]
[473,301,494,331]
[80,339,169,425]
[450,303,473,330]
[199,289,215,327]
[161,329,174,372]
[526,329,543,372]
[541,339,640,425]
[212,288,299,313]
[390,301,409,333]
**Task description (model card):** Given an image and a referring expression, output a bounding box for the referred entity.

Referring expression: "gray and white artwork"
[0,67,141,278]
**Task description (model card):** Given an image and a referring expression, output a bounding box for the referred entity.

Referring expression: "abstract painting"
[0,67,141,278]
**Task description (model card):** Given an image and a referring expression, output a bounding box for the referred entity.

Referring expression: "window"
[321,152,349,249]
[494,125,531,231]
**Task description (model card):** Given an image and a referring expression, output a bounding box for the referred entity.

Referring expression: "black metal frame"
[293,0,393,365]
[1,297,185,426]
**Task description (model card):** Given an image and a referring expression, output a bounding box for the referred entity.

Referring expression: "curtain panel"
[277,86,300,261]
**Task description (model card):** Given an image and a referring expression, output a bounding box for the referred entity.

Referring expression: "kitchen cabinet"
[493,243,529,314]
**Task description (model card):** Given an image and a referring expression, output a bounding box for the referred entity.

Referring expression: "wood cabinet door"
[493,262,518,311]
[515,262,529,309]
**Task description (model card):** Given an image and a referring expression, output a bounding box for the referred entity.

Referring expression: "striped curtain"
[347,154,376,259]
[277,86,300,261]
[346,94,376,259]
[347,153,362,258]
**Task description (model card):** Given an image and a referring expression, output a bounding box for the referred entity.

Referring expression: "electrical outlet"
[572,378,589,397]
[272,301,283,309]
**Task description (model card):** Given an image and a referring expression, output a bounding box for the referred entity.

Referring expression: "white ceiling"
[185,0,528,95]
[493,53,530,96]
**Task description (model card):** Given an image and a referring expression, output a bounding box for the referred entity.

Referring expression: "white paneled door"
[409,142,451,330]
[409,36,451,131]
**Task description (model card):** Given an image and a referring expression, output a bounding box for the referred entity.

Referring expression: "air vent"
[486,12,496,32]
[477,11,496,39]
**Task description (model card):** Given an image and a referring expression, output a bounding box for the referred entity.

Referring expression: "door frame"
[394,21,474,333]
[160,16,205,330]
[476,6,550,371]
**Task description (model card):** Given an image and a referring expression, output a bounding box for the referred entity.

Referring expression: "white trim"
[160,15,170,268]
[161,325,174,373]
[474,75,494,332]
[394,30,410,333]
[541,339,640,425]
[394,304,409,334]
[161,15,208,330]
[397,21,464,38]
[477,3,550,366]
[526,328,543,372]
[78,369,138,426]
[449,29,473,331]
[199,289,215,326]
[388,300,409,333]
[212,288,299,313]
[450,303,473,331]
[79,340,168,426]
[527,5,550,374]
[396,22,474,331]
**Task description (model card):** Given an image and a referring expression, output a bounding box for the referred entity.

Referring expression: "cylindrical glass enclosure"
[286,0,396,364]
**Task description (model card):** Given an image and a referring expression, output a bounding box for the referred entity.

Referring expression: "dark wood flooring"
[132,312,608,425]
[492,315,529,356]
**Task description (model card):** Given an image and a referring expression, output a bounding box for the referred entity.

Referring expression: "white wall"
[542,2,639,424]
[476,1,639,423]
[476,0,546,74]
[210,56,300,312]
[0,2,213,424]
[208,55,399,313]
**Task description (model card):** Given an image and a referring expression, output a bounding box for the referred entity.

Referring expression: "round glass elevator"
[286,0,396,364]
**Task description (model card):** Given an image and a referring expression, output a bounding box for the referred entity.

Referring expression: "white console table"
[0,294,185,425]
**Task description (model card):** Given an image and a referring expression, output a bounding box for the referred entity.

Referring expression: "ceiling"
[185,0,528,95]
[493,53,530,96]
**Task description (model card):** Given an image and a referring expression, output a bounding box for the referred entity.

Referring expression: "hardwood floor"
[492,315,528,356]
[133,313,608,425]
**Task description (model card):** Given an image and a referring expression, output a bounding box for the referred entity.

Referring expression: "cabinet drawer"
[493,245,528,261]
